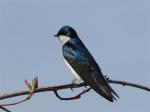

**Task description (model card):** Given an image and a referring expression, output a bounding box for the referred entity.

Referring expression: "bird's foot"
[70,78,77,91]
[104,75,109,81]
[72,78,77,84]
[84,83,88,89]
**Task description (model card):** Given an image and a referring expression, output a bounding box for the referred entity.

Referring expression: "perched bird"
[54,26,119,102]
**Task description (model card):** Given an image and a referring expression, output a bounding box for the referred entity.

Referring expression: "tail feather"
[99,86,115,102]
[107,85,119,99]
[100,76,119,101]
[92,82,119,102]
[100,85,118,102]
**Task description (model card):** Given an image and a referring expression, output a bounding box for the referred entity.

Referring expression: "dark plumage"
[55,26,119,102]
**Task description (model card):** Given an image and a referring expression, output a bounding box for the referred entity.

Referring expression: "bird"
[54,26,119,102]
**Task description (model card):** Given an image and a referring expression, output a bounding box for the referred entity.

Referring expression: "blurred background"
[0,0,149,112]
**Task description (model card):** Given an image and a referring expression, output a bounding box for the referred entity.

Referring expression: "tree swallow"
[54,26,119,102]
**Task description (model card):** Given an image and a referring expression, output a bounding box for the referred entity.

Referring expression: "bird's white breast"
[64,59,82,80]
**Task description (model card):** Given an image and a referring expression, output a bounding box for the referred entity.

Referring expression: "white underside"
[64,59,82,80]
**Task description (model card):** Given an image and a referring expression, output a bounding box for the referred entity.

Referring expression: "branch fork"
[0,77,150,112]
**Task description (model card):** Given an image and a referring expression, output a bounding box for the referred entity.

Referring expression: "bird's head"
[54,26,78,44]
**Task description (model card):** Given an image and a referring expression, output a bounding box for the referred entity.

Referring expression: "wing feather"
[63,40,119,102]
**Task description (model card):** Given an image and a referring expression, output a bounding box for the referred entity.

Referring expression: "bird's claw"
[84,84,88,89]
[70,78,77,91]
[104,75,109,81]
[72,79,77,84]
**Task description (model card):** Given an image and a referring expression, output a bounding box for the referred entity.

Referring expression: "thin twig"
[0,106,11,112]
[53,87,91,100]
[0,94,32,106]
[108,80,150,91]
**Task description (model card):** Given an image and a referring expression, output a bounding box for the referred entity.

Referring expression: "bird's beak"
[54,34,58,37]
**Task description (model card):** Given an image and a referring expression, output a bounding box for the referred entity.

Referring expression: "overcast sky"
[0,0,149,112]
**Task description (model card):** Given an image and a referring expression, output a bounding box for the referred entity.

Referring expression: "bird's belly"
[64,59,82,80]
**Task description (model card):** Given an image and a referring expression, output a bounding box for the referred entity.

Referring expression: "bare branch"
[0,79,149,103]
[108,79,150,92]
[0,83,86,100]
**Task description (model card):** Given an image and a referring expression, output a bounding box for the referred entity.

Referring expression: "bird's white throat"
[58,35,70,45]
